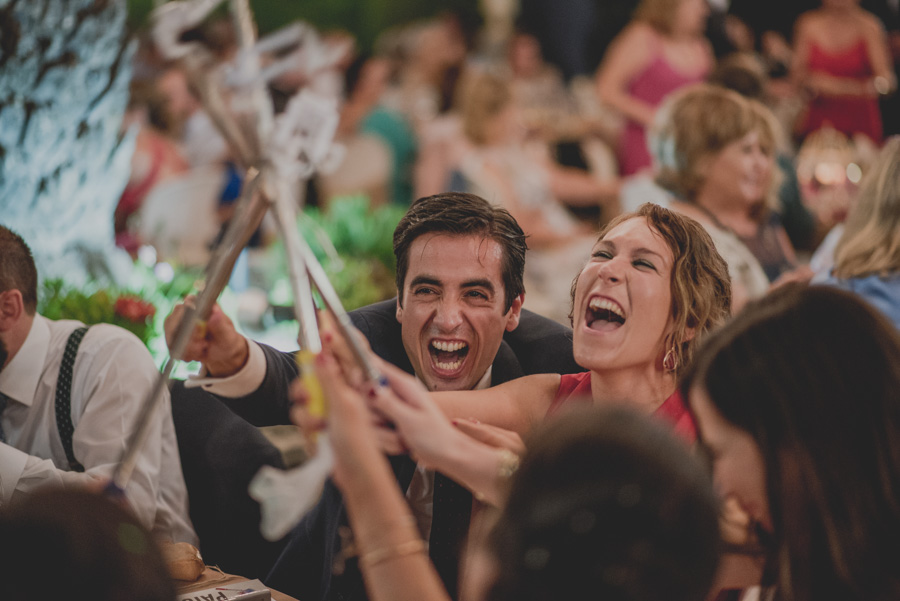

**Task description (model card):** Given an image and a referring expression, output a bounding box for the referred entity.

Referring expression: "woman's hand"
[769,265,814,291]
[288,321,406,470]
[290,347,404,489]
[368,361,464,469]
[371,364,523,506]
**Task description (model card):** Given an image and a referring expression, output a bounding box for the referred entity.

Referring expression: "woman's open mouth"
[585,297,626,332]
[429,339,470,372]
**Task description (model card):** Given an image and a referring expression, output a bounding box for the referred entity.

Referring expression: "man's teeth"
[432,340,467,352]
[431,340,467,371]
[435,359,463,371]
[588,298,625,319]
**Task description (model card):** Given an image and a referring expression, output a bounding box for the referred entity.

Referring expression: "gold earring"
[663,347,678,372]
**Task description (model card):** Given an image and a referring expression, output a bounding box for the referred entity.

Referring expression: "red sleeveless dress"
[547,372,697,443]
[799,39,882,143]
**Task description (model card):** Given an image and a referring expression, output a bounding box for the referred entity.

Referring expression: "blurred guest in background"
[824,136,900,328]
[596,0,713,176]
[456,71,618,322]
[792,0,895,144]
[655,84,806,311]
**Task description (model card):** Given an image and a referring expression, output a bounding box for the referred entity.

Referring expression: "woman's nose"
[597,258,623,283]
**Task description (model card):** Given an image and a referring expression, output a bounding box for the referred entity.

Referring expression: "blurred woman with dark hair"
[0,489,176,601]
[483,406,720,601]
[683,283,900,601]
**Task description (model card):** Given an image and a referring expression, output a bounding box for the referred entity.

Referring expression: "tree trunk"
[0,0,133,285]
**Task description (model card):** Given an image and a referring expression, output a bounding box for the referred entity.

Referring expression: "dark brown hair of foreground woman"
[0,488,176,601]
[487,406,721,601]
[682,284,900,601]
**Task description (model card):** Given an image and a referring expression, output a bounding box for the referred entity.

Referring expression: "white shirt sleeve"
[187,338,268,398]
[6,452,95,504]
[0,320,196,543]
[0,443,31,503]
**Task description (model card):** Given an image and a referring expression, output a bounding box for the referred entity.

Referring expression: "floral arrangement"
[39,280,158,346]
[37,262,202,368]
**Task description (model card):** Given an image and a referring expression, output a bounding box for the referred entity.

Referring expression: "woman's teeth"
[588,297,625,321]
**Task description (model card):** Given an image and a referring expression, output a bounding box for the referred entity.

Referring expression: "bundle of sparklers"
[109,0,384,539]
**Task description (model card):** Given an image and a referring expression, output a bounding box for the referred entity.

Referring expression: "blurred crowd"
[4,2,900,601]
[113,0,900,323]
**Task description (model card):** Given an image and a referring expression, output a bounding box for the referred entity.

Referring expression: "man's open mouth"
[585,297,626,331]
[429,340,470,372]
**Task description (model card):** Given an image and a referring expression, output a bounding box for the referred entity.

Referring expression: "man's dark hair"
[393,192,527,312]
[0,226,38,315]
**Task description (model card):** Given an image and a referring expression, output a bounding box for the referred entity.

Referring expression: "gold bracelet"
[359,539,427,569]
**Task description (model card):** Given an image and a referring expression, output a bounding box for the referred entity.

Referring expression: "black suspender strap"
[55,326,89,472]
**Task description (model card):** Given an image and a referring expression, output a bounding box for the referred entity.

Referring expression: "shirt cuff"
[186,340,267,398]
[0,443,29,504]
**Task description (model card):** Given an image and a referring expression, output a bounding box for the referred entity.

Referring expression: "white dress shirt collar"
[473,365,492,391]
[0,314,50,407]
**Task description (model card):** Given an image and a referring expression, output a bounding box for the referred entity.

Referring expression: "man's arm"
[216,343,300,426]
[164,298,300,424]
[0,445,88,503]
[166,297,410,431]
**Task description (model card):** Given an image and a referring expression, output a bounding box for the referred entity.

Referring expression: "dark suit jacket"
[173,299,580,598]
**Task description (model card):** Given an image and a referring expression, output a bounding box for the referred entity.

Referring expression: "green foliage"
[266,195,403,311]
[304,195,404,272]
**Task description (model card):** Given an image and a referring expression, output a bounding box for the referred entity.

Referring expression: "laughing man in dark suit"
[169,192,582,598]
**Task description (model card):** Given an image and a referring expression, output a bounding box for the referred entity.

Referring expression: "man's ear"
[0,289,25,332]
[395,296,403,323]
[504,293,524,332]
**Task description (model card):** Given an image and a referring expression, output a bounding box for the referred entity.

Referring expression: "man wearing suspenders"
[0,225,196,545]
